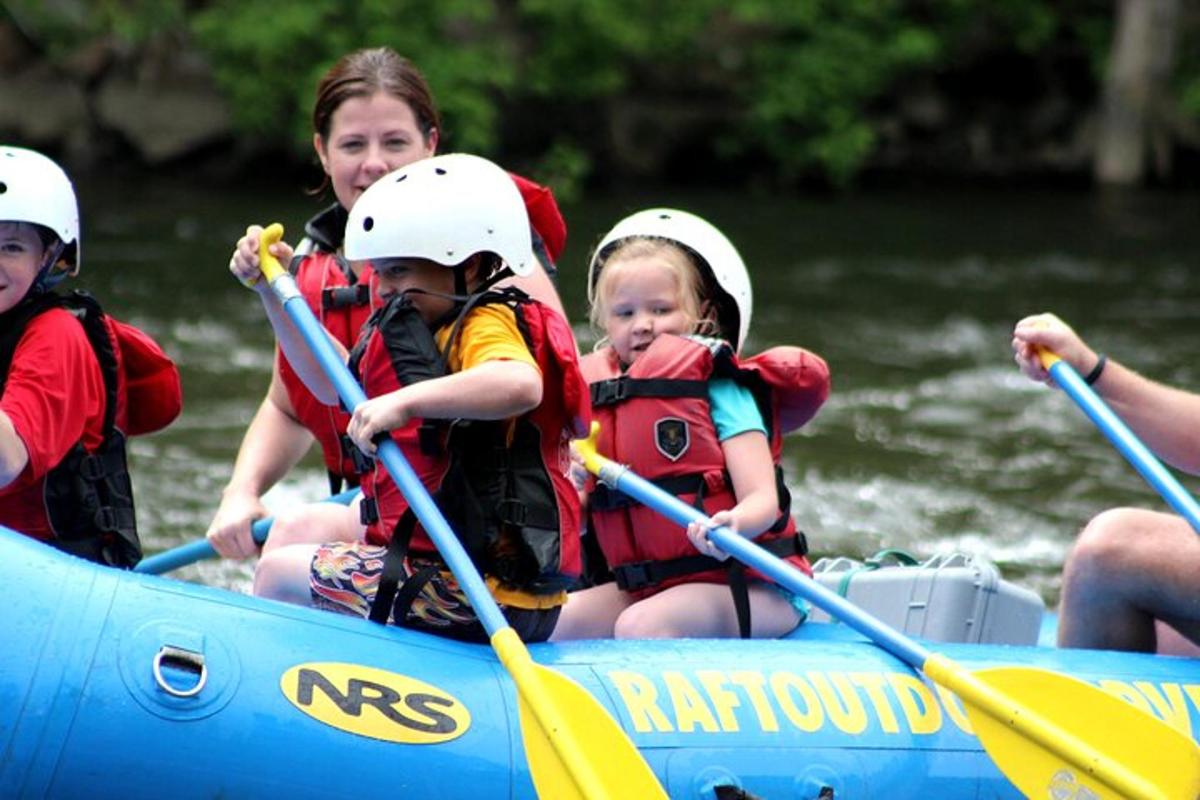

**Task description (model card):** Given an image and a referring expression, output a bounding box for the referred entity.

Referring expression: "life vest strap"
[359,496,380,526]
[590,472,726,511]
[590,375,709,407]
[368,510,419,625]
[611,532,807,592]
[612,533,807,639]
[321,283,371,310]
[325,469,360,497]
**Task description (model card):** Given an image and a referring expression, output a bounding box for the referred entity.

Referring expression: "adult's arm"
[0,410,30,489]
[205,363,316,558]
[1082,360,1200,475]
[1013,312,1200,474]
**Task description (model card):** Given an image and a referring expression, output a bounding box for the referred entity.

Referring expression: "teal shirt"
[708,378,766,440]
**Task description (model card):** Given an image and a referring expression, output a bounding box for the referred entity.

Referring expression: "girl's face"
[602,255,693,365]
[373,257,470,325]
[315,91,438,212]
[0,223,46,314]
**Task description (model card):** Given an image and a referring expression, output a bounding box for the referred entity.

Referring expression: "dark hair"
[312,47,440,143]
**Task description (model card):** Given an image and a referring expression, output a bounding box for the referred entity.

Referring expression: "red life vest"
[278,180,564,488]
[509,172,566,267]
[581,334,830,598]
[350,287,589,595]
[276,213,377,485]
[0,290,182,567]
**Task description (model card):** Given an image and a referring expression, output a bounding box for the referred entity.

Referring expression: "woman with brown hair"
[206,47,567,563]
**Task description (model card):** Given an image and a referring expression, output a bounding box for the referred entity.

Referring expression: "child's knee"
[262,508,308,551]
[613,605,676,639]
[262,504,348,553]
[253,548,310,602]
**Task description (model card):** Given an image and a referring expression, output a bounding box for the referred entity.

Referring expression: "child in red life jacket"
[230,154,589,643]
[0,147,182,567]
[551,208,830,640]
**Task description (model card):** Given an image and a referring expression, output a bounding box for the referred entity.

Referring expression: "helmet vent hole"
[394,175,407,183]
[0,182,6,194]
[487,227,494,234]
[435,167,447,175]
[362,217,374,232]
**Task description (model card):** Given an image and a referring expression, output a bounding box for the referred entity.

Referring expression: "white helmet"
[345,153,535,277]
[588,208,751,351]
[0,146,81,273]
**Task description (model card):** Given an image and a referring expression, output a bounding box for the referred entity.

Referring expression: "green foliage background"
[5,0,1199,188]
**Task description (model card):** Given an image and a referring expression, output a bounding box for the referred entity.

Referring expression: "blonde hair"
[589,237,718,350]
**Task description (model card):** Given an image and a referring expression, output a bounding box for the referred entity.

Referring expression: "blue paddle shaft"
[595,461,931,668]
[133,517,271,574]
[133,489,360,575]
[271,272,508,635]
[1049,360,1200,533]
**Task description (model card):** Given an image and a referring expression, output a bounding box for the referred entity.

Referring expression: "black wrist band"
[1084,353,1107,386]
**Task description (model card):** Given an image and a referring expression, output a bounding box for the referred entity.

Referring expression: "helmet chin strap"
[398,255,516,333]
[29,240,68,296]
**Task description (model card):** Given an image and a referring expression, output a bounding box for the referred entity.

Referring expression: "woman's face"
[315,91,437,211]
[0,222,46,313]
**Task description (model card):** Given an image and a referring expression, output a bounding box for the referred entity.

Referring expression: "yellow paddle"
[575,422,1200,799]
[254,225,666,799]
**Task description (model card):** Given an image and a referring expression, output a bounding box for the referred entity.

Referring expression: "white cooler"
[807,551,1045,645]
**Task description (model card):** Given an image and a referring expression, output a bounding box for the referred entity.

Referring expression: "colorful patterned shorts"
[310,542,559,643]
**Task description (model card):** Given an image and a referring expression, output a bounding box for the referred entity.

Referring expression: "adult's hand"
[205,490,268,559]
[1011,312,1099,386]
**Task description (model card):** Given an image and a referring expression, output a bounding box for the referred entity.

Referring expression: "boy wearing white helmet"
[0,146,181,566]
[232,153,588,642]
[552,208,830,641]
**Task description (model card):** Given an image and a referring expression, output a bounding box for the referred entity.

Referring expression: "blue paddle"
[133,489,360,575]
[1039,350,1200,532]
[574,423,1200,799]
[254,224,665,800]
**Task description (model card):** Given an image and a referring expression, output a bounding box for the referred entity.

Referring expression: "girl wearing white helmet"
[1,146,181,566]
[232,154,588,643]
[552,208,831,641]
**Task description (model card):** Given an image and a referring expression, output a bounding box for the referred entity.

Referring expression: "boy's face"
[0,222,46,313]
[371,256,463,324]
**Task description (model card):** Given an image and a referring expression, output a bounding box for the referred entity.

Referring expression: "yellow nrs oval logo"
[281,662,471,744]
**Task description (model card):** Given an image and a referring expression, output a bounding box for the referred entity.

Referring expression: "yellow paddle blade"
[958,664,1200,799]
[493,629,667,800]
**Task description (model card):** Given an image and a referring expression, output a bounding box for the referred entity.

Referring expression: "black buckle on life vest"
[613,561,653,592]
[589,483,632,511]
[496,498,526,527]
[340,434,373,474]
[93,506,118,532]
[321,284,370,310]
[359,496,380,526]
[78,454,106,480]
[590,377,628,406]
[417,422,442,456]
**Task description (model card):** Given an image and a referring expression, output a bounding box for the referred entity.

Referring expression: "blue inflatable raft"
[2,525,1198,799]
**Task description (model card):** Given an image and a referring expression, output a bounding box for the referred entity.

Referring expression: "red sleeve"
[0,310,107,486]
